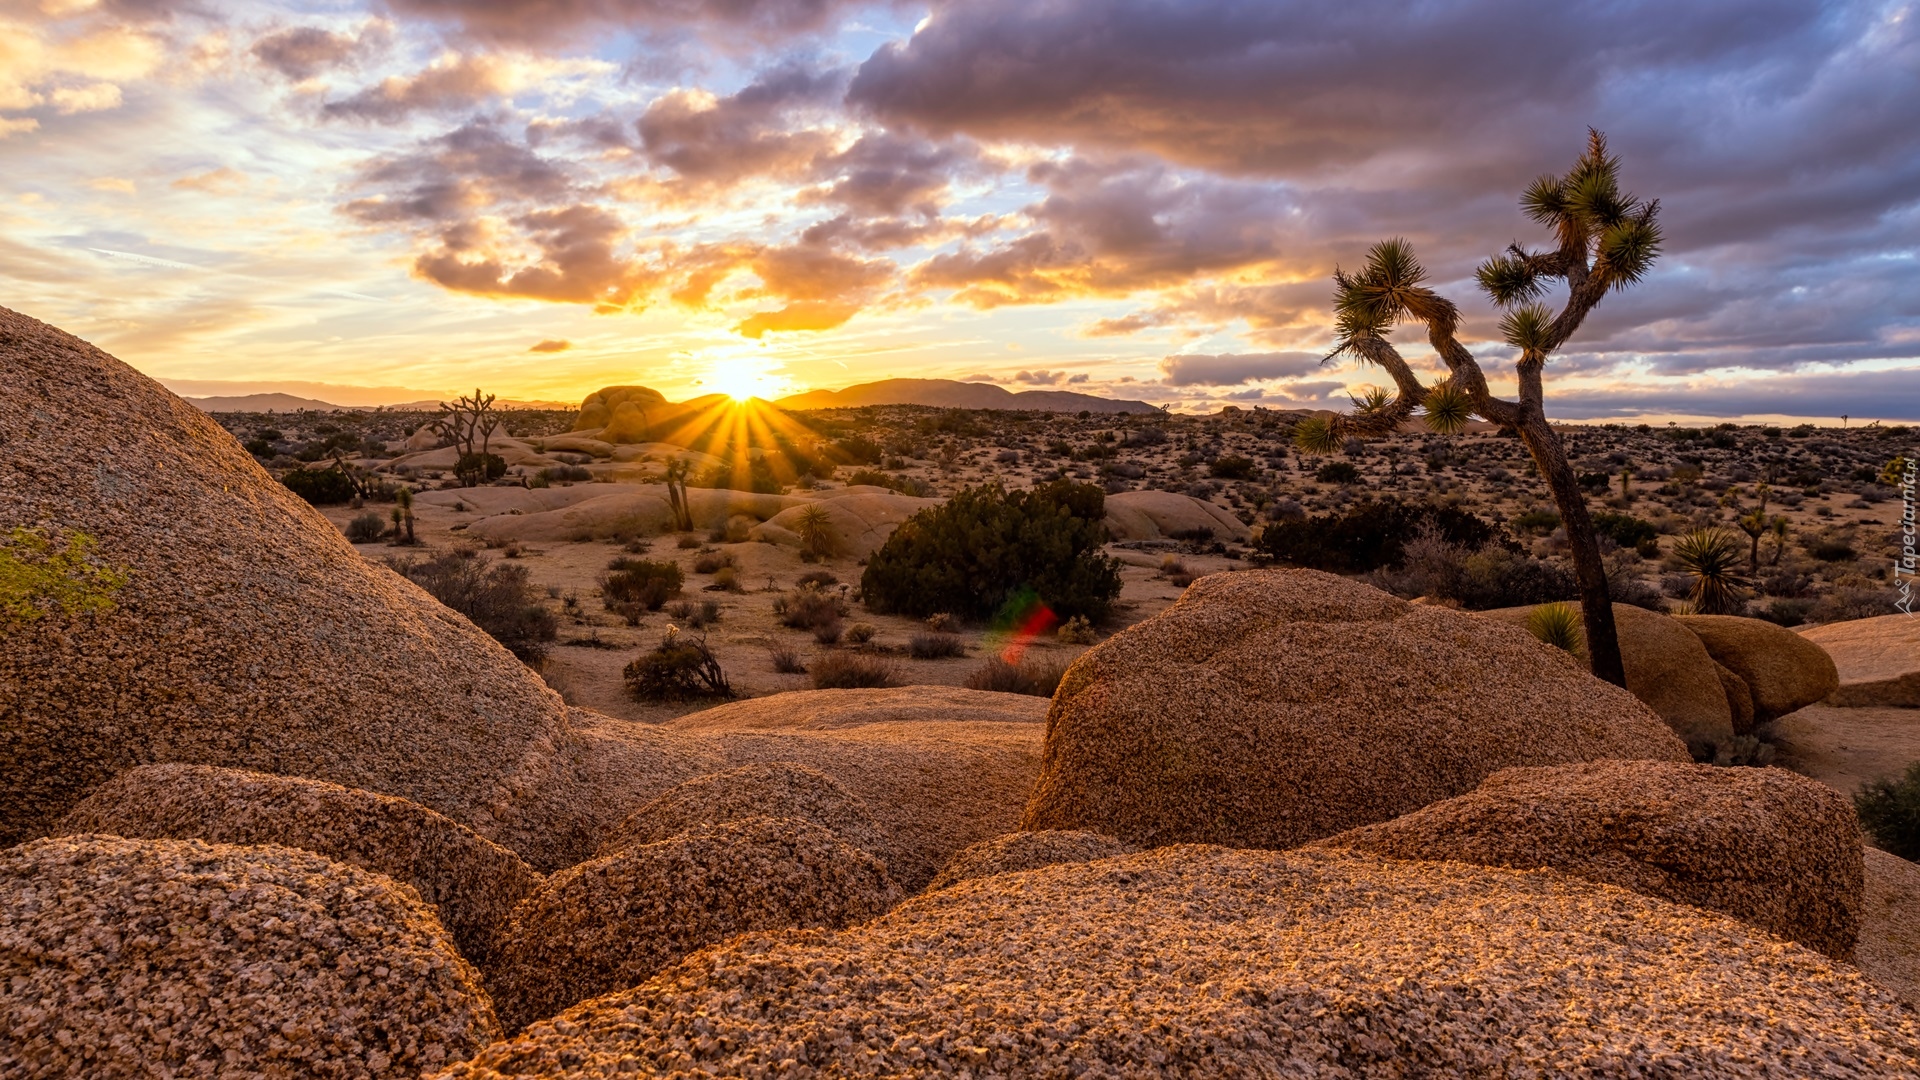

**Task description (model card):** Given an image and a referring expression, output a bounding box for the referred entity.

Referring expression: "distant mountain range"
[188,378,1159,415]
[186,393,570,412]
[776,379,1158,414]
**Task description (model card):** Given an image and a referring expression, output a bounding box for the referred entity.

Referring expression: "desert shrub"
[844,621,876,644]
[811,651,895,689]
[831,435,884,465]
[965,655,1069,697]
[1759,597,1815,626]
[676,534,701,549]
[924,612,956,633]
[1260,501,1502,575]
[540,464,592,483]
[1857,763,1920,860]
[1056,615,1097,645]
[455,452,508,486]
[1811,540,1857,562]
[693,550,734,574]
[769,645,807,674]
[388,550,557,663]
[624,629,733,701]
[796,569,838,588]
[1591,511,1660,555]
[1209,455,1256,480]
[600,557,683,612]
[1368,526,1575,610]
[1314,461,1360,485]
[1511,508,1562,535]
[776,584,848,630]
[812,619,845,645]
[280,468,357,505]
[1158,555,1188,577]
[908,632,966,659]
[345,512,387,543]
[1808,587,1897,623]
[846,469,934,497]
[666,598,721,628]
[861,480,1122,622]
[711,566,740,592]
[698,456,782,494]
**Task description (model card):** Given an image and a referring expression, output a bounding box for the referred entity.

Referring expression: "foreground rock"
[667,688,1047,890]
[1314,759,1862,959]
[438,846,1919,1078]
[53,764,543,970]
[0,305,568,848]
[1801,614,1920,708]
[490,816,899,1033]
[599,762,887,865]
[1485,603,1738,746]
[1022,570,1688,849]
[1678,613,1840,721]
[1859,848,1920,1009]
[1,835,500,1078]
[927,829,1136,891]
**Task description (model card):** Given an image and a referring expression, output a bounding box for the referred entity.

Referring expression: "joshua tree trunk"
[1516,412,1625,686]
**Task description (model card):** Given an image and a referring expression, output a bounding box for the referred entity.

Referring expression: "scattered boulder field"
[5,304,1920,1076]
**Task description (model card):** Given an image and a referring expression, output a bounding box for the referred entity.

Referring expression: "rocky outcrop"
[437,846,1920,1078]
[1022,570,1688,849]
[1,835,500,1078]
[1313,759,1862,959]
[1483,602,1736,747]
[1678,614,1840,721]
[53,764,543,970]
[489,817,899,1033]
[928,829,1135,891]
[598,762,887,866]
[1102,489,1252,543]
[666,688,1048,890]
[1859,847,1920,1009]
[1799,614,1920,708]
[0,305,570,849]
[749,492,943,557]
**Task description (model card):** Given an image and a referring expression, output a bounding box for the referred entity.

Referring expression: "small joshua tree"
[793,504,834,560]
[663,457,694,533]
[1296,130,1661,687]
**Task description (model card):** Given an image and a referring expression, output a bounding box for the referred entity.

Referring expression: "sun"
[706,361,774,402]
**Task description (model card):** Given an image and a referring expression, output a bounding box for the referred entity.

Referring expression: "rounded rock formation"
[598,762,886,863]
[1021,569,1689,849]
[53,763,544,970]
[1101,489,1252,543]
[1312,759,1863,959]
[1,835,500,1078]
[1483,602,1737,747]
[1801,614,1920,708]
[490,816,900,1032]
[1677,614,1840,721]
[438,846,1920,1078]
[927,829,1136,891]
[0,305,568,848]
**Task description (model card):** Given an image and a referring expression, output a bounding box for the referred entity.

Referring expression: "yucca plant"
[1525,602,1587,660]
[1295,130,1662,688]
[1672,528,1747,615]
[793,504,834,560]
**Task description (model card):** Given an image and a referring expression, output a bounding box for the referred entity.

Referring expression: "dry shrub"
[811,652,895,689]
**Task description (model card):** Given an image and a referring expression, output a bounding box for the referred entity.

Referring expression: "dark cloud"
[802,132,970,217]
[343,122,573,223]
[636,62,844,188]
[1159,351,1324,386]
[1012,369,1065,385]
[252,25,385,81]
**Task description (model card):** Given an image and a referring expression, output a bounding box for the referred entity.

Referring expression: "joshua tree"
[663,457,693,532]
[435,388,503,487]
[390,488,417,545]
[1734,484,1774,574]
[794,504,834,560]
[1295,130,1661,688]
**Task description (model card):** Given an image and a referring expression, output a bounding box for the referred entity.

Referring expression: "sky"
[2,0,1918,421]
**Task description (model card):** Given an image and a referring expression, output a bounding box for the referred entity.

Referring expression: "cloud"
[529,338,572,352]
[85,176,135,193]
[414,203,659,311]
[1012,369,1064,385]
[1549,366,1920,422]
[1159,351,1323,386]
[251,23,386,81]
[636,61,844,190]
[322,53,515,122]
[1067,373,1089,384]
[733,238,894,336]
[379,0,866,46]
[171,166,246,192]
[801,132,971,217]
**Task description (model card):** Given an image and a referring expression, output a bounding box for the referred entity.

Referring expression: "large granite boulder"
[1678,614,1840,721]
[1,835,500,1077]
[436,846,1920,1078]
[1482,602,1736,747]
[0,305,569,848]
[1314,759,1862,959]
[1799,614,1920,708]
[1021,569,1688,849]
[53,764,543,970]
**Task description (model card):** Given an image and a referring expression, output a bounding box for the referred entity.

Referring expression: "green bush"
[1592,511,1658,551]
[388,550,556,663]
[1313,461,1360,485]
[345,512,387,543]
[624,629,733,701]
[1857,763,1920,860]
[455,452,507,486]
[281,468,357,505]
[1209,455,1256,480]
[1258,501,1502,574]
[860,480,1122,621]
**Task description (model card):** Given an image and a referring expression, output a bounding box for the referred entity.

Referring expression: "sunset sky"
[3,0,1917,420]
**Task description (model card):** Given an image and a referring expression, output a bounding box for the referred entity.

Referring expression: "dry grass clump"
[965,654,1069,697]
[775,583,848,631]
[909,631,966,659]
[442,846,1920,1078]
[489,817,899,1033]
[2,835,501,1078]
[927,829,1135,891]
[811,651,896,689]
[52,763,543,971]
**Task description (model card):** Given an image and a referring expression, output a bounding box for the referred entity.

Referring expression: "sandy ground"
[321,496,1228,724]
[1770,705,1920,795]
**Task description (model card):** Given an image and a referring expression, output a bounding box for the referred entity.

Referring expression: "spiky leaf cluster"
[1478,129,1663,309]
[1420,379,1473,434]
[1329,238,1456,360]
[1672,528,1747,615]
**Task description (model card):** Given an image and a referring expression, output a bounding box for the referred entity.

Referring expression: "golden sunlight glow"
[704,360,779,402]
